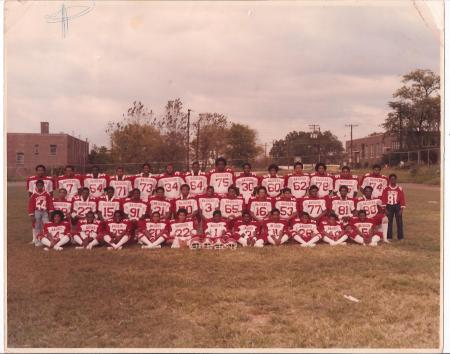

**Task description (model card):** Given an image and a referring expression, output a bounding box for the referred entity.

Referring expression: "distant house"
[345,133,396,166]
[7,122,89,177]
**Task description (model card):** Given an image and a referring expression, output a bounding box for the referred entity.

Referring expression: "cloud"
[5,0,440,150]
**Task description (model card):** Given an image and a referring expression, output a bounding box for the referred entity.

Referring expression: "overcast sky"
[5,0,441,150]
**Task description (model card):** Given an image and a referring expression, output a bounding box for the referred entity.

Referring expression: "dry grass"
[6,184,440,349]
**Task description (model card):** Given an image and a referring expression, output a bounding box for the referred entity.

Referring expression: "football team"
[27,158,406,251]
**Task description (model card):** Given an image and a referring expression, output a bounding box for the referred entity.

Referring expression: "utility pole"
[345,124,358,167]
[187,109,191,170]
[309,124,321,163]
[286,139,290,170]
[196,114,202,162]
[264,143,267,159]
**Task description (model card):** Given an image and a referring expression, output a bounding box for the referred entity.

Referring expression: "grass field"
[6,183,441,349]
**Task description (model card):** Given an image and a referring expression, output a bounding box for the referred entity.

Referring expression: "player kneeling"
[168,208,199,249]
[72,211,102,250]
[38,210,71,251]
[232,210,263,247]
[319,213,349,246]
[101,210,132,250]
[136,211,168,249]
[348,210,382,246]
[290,212,321,247]
[203,210,236,250]
[262,209,290,246]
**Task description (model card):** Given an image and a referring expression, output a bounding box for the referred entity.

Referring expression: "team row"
[26,160,393,202]
[36,207,386,251]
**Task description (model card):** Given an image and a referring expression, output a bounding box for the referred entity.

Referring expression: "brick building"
[345,133,396,166]
[7,122,89,178]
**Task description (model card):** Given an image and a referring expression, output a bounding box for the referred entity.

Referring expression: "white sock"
[40,238,51,248]
[254,239,264,248]
[334,235,348,245]
[73,235,83,246]
[353,235,365,245]
[306,235,320,246]
[280,234,289,244]
[87,239,99,249]
[381,217,388,241]
[267,236,276,245]
[152,236,165,247]
[115,236,129,249]
[323,236,336,245]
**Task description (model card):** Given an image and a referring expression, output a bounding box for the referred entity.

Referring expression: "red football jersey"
[309,173,334,197]
[76,219,102,236]
[297,196,328,218]
[260,175,285,198]
[56,175,83,200]
[248,196,274,221]
[133,173,158,201]
[109,176,133,199]
[290,218,319,238]
[171,196,199,215]
[148,195,172,219]
[96,195,122,221]
[274,196,298,220]
[219,196,245,218]
[233,218,261,239]
[137,219,169,238]
[207,169,235,196]
[284,173,310,199]
[381,185,406,207]
[26,175,55,195]
[328,196,356,220]
[203,218,231,238]
[104,219,132,236]
[360,173,388,198]
[71,195,97,218]
[83,174,109,198]
[157,173,185,200]
[43,221,71,237]
[349,217,377,238]
[235,173,259,203]
[197,194,221,219]
[183,171,208,196]
[28,191,54,215]
[122,198,148,220]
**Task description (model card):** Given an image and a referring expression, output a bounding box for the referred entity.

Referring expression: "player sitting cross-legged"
[319,213,349,246]
[72,211,102,250]
[261,208,290,246]
[348,210,382,246]
[101,210,132,250]
[232,210,263,248]
[168,208,199,249]
[136,211,168,249]
[290,212,321,248]
[38,210,71,251]
[203,210,236,250]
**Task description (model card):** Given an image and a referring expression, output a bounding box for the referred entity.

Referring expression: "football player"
[71,187,97,220]
[260,164,285,198]
[232,210,263,247]
[26,164,55,196]
[52,188,72,220]
[171,184,199,219]
[56,165,84,200]
[356,185,388,242]
[319,213,349,246]
[96,186,122,222]
[333,166,359,198]
[297,185,329,222]
[197,186,221,221]
[184,161,208,197]
[261,209,290,246]
[235,162,259,203]
[38,210,71,251]
[122,188,148,222]
[101,210,132,250]
[274,187,298,222]
[219,186,245,226]
[348,210,382,246]
[109,167,133,199]
[136,211,168,249]
[148,187,172,220]
[381,174,406,241]
[248,186,274,222]
[157,163,185,200]
[290,212,321,247]
[83,165,109,198]
[284,161,310,199]
[133,163,158,201]
[203,210,235,249]
[207,157,235,197]
[168,208,199,249]
[360,164,388,199]
[73,211,102,249]
[327,185,356,225]
[309,163,334,197]
[28,179,54,245]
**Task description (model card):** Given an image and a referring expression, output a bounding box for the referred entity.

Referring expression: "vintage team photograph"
[4,0,443,352]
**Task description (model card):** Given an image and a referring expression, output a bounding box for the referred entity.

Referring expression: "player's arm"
[28,195,36,222]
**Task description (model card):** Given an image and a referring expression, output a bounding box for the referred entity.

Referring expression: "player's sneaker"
[225,240,238,250]
[202,239,213,250]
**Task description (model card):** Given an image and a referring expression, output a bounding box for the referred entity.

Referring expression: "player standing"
[28,180,54,245]
[133,163,159,201]
[333,166,359,198]
[290,212,321,247]
[235,163,260,203]
[157,164,185,200]
[284,162,310,199]
[26,164,55,196]
[309,163,334,198]
[260,164,285,198]
[148,187,172,220]
[56,165,84,200]
[360,164,389,199]
[207,157,235,197]
[381,174,406,241]
[83,166,109,198]
[297,185,329,222]
[248,186,274,222]
[183,161,208,197]
[109,167,133,199]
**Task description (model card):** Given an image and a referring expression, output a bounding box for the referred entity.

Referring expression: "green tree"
[383,69,440,150]
[88,145,113,165]
[225,123,262,167]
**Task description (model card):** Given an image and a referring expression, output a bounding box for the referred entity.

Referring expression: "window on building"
[392,141,400,151]
[34,144,39,155]
[16,152,24,164]
[50,144,57,155]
